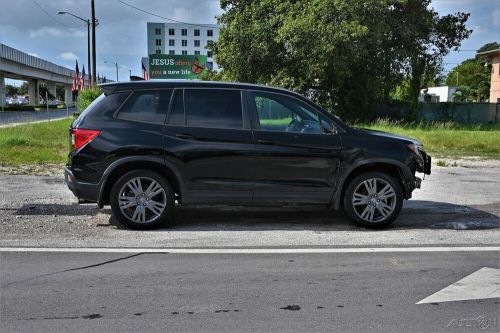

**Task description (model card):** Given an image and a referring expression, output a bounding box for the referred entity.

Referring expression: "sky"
[0,0,498,86]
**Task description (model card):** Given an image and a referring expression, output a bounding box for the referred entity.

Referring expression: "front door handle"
[257,139,274,145]
[175,133,194,140]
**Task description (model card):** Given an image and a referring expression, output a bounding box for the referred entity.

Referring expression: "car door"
[163,88,255,204]
[247,91,342,204]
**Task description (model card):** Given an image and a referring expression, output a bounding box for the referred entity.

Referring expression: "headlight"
[406,144,422,157]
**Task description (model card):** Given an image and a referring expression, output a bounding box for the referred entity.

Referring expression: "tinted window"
[167,90,184,125]
[74,92,129,126]
[184,89,243,129]
[251,92,321,134]
[117,90,172,124]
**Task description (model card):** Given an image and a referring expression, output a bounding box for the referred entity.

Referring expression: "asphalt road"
[1,249,499,333]
[0,109,75,125]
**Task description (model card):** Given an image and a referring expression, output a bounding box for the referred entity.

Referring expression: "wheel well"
[100,161,182,206]
[340,163,405,207]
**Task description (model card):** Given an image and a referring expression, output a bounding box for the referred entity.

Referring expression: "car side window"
[117,89,172,124]
[251,92,321,134]
[184,89,243,129]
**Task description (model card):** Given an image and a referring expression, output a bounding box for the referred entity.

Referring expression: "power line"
[117,0,217,28]
[32,1,85,28]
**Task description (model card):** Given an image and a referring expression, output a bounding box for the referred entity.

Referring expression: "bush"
[77,87,102,112]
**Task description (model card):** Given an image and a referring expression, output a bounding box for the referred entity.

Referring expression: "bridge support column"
[0,73,5,111]
[28,79,39,105]
[48,82,57,101]
[64,85,73,106]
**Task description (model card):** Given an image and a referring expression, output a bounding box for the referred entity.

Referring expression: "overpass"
[0,43,77,106]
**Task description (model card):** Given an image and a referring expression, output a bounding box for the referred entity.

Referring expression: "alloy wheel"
[351,178,396,223]
[118,177,167,223]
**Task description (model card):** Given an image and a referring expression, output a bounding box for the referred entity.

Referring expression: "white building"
[147,22,220,71]
[419,86,458,103]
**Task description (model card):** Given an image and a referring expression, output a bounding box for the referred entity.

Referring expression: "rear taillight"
[71,129,101,150]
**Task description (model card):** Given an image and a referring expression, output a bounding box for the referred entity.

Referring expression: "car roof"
[99,80,299,96]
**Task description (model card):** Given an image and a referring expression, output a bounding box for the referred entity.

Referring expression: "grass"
[361,119,500,159]
[0,118,73,165]
[0,117,498,167]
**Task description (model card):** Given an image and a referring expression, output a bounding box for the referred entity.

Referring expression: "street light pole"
[119,66,132,81]
[58,12,91,87]
[104,61,119,82]
[91,0,97,86]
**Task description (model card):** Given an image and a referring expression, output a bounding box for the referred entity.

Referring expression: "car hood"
[356,128,422,145]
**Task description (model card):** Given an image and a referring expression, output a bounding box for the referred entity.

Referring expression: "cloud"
[59,52,79,61]
[28,27,85,39]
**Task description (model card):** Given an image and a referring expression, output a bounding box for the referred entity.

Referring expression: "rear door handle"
[175,133,194,140]
[257,139,274,145]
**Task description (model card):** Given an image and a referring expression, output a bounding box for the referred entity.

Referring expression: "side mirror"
[321,125,337,135]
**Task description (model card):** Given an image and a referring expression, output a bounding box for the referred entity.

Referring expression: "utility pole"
[91,0,97,86]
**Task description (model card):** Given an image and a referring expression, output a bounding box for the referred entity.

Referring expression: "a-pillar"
[64,85,73,106]
[0,73,5,111]
[28,79,39,105]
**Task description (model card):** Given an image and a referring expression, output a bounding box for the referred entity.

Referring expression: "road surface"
[0,108,75,125]
[1,248,498,333]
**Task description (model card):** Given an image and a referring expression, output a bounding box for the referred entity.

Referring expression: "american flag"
[80,65,86,91]
[142,61,149,80]
[71,60,79,92]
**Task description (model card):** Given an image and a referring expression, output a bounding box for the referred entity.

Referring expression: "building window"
[169,50,175,55]
[182,50,187,55]
[155,39,161,46]
[207,51,213,58]
[169,39,175,46]
[156,49,161,54]
[194,40,200,47]
[207,29,213,37]
[169,28,175,36]
[194,51,200,55]
[194,29,200,36]
[207,61,213,70]
[181,40,187,47]
[155,28,161,35]
[181,29,187,36]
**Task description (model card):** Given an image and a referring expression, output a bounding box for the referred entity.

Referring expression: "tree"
[5,84,18,97]
[213,0,471,120]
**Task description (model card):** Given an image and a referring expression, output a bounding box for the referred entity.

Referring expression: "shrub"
[77,87,102,112]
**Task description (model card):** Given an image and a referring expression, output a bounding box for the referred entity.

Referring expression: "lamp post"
[119,66,132,81]
[58,11,91,86]
[104,61,119,82]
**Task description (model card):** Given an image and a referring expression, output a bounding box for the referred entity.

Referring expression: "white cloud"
[60,51,79,61]
[28,27,85,39]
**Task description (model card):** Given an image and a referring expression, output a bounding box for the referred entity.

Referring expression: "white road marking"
[416,267,500,304]
[0,246,499,254]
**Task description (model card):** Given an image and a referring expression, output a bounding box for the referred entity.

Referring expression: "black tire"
[110,169,175,230]
[343,172,403,229]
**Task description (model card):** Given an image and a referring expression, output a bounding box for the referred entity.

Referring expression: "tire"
[343,172,403,229]
[110,170,175,230]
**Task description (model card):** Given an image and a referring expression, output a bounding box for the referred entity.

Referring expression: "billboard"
[148,54,208,79]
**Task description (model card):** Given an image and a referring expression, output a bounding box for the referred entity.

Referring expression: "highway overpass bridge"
[0,43,77,106]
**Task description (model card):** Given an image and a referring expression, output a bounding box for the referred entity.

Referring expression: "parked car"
[65,80,431,229]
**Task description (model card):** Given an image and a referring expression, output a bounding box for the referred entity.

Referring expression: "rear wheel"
[343,172,403,228]
[110,170,174,230]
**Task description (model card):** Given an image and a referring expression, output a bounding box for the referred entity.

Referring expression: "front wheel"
[343,172,403,229]
[110,170,174,230]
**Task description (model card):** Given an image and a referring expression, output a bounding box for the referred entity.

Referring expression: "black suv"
[65,80,431,229]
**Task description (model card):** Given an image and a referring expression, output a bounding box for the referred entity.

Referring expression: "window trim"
[113,89,173,125]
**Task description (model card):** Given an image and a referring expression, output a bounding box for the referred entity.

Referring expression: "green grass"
[259,117,292,126]
[0,118,73,165]
[361,119,500,159]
